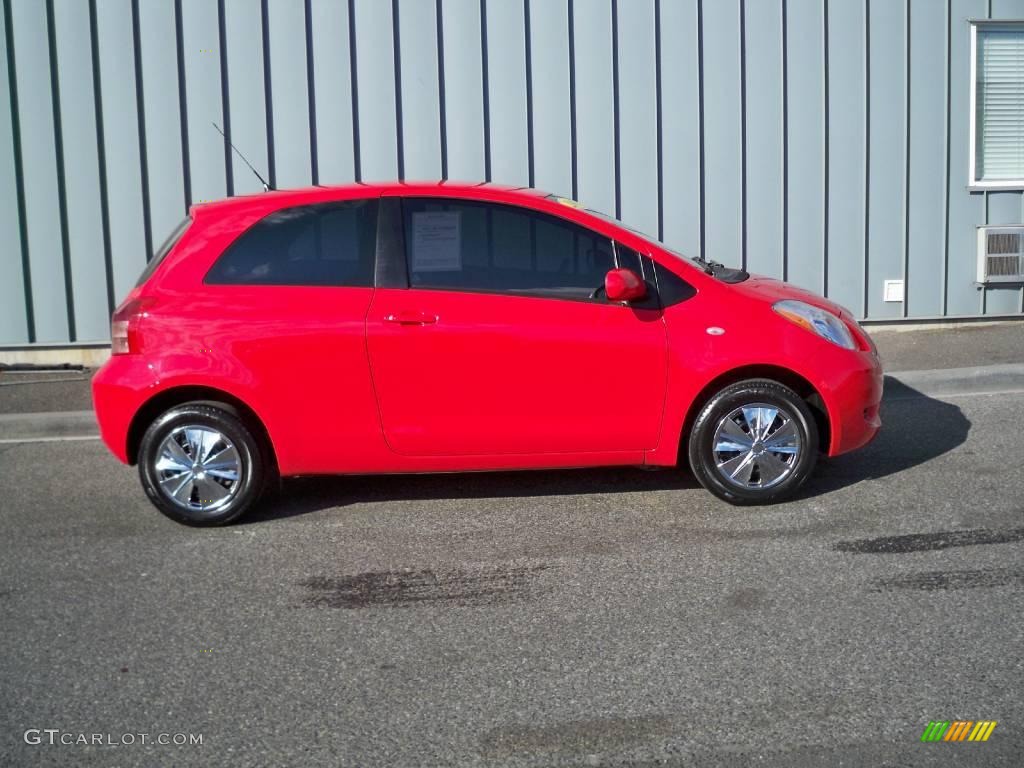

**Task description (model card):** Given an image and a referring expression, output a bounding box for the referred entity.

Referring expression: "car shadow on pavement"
[242,465,701,524]
[794,377,971,499]
[242,377,970,524]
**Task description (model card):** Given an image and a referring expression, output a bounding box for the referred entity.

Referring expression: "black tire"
[138,403,266,526]
[687,379,819,505]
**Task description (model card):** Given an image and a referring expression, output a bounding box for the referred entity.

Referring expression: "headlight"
[773,300,856,350]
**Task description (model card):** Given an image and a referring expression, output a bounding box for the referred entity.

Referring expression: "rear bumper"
[91,356,156,464]
[826,351,884,456]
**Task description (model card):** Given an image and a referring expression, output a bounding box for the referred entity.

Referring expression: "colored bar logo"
[920,720,997,742]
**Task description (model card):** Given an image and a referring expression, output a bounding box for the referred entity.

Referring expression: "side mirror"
[604,268,647,303]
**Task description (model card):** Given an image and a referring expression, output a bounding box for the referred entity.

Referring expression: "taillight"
[110,297,155,355]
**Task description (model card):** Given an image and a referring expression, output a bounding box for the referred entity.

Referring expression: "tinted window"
[136,217,191,287]
[206,199,378,287]
[615,243,642,273]
[402,198,615,298]
[654,261,697,306]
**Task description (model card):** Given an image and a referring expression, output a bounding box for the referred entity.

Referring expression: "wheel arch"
[125,385,278,475]
[677,364,831,462]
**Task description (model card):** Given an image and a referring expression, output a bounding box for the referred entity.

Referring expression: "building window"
[972,23,1024,187]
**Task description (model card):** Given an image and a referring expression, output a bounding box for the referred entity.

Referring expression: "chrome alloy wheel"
[153,425,242,513]
[711,403,802,490]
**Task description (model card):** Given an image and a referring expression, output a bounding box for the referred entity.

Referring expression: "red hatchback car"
[92,182,882,525]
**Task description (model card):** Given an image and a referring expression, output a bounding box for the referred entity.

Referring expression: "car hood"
[728,273,853,320]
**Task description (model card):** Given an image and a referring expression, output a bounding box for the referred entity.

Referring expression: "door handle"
[383,311,438,325]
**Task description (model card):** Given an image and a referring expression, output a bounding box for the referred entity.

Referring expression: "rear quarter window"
[205,199,378,287]
[136,217,192,287]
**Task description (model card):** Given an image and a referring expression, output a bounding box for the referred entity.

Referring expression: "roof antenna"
[211,122,272,192]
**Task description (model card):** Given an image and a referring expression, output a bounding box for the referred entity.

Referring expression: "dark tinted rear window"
[136,217,191,287]
[205,199,378,287]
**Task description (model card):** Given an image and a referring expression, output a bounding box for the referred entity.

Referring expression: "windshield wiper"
[692,254,725,275]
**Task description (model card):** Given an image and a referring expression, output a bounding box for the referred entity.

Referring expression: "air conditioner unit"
[977,226,1024,283]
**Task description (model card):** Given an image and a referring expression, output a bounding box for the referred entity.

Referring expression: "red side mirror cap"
[605,268,647,303]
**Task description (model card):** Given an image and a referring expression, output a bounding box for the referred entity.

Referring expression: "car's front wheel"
[687,379,819,505]
[138,404,266,526]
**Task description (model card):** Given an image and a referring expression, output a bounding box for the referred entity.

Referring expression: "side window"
[205,199,378,287]
[402,198,616,298]
[614,243,642,273]
[653,261,697,306]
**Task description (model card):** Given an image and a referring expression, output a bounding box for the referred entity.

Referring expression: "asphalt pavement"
[0,323,1022,766]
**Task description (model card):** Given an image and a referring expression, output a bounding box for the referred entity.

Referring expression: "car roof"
[189,181,553,217]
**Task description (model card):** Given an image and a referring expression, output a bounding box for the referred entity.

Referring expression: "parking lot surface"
[1,370,1021,766]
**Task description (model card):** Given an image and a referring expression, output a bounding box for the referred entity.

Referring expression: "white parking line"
[0,378,89,386]
[888,387,1024,401]
[0,436,101,444]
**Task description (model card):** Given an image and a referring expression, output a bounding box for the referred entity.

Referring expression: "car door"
[364,196,668,458]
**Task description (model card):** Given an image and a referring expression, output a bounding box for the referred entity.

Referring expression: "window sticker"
[411,211,462,272]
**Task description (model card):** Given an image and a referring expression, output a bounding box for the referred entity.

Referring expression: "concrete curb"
[0,345,110,368]
[0,364,1021,442]
[885,363,1024,399]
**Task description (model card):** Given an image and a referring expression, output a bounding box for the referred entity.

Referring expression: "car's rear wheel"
[687,379,818,505]
[138,404,265,526]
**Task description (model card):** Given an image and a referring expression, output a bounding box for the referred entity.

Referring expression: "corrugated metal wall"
[3,0,1024,345]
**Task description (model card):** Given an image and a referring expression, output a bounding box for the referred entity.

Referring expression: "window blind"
[977,28,1024,181]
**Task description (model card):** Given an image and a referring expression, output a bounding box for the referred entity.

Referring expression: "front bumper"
[826,351,884,457]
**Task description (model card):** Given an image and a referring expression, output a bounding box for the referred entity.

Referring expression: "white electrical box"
[883,279,904,303]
